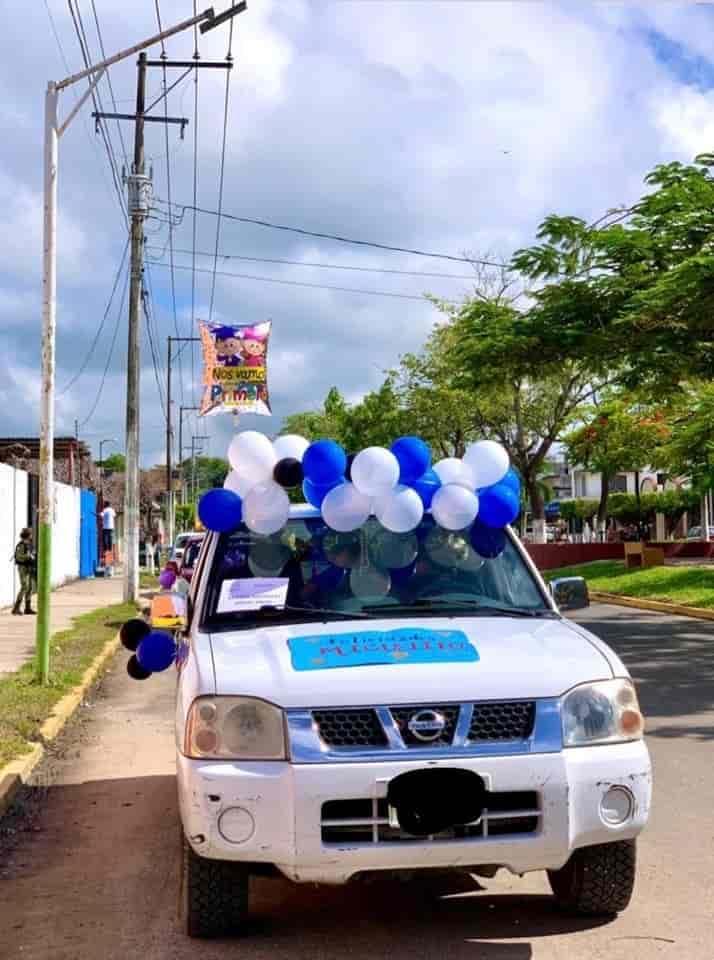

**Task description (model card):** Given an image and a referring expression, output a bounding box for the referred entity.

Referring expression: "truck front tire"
[183,838,250,938]
[548,839,636,916]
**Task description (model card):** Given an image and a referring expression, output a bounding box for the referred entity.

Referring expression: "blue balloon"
[500,467,522,495]
[137,631,176,672]
[411,469,441,508]
[303,439,347,484]
[478,483,520,528]
[470,518,507,558]
[198,488,242,533]
[391,436,431,484]
[302,476,344,508]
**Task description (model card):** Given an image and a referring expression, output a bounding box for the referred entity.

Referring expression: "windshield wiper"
[362,599,554,618]
[258,604,373,620]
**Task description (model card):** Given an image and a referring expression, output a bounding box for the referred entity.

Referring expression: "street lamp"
[37,2,247,684]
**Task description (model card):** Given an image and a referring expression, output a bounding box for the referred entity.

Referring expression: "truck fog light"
[600,786,634,826]
[218,806,255,844]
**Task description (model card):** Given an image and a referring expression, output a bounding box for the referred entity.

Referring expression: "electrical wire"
[145,259,458,303]
[145,245,481,280]
[59,238,130,396]
[89,0,129,169]
[81,259,129,428]
[208,5,236,323]
[155,0,185,408]
[153,197,502,266]
[141,276,168,420]
[191,0,200,410]
[67,0,127,226]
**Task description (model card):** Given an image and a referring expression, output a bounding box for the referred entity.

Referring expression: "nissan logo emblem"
[407,709,446,742]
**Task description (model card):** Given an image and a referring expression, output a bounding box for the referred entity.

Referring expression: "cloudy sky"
[1,0,713,467]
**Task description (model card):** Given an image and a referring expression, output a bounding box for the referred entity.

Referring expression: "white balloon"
[228,431,277,491]
[431,484,480,531]
[243,481,290,536]
[375,484,424,534]
[463,440,510,488]
[273,434,310,462]
[351,447,400,497]
[224,470,255,498]
[350,566,391,599]
[322,482,371,532]
[433,457,476,489]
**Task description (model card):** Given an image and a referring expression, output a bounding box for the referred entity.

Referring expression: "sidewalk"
[0,577,124,676]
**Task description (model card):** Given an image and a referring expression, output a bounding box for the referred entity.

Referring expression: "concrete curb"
[0,633,121,818]
[590,591,714,621]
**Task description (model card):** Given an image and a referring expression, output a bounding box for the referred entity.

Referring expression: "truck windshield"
[202,516,550,630]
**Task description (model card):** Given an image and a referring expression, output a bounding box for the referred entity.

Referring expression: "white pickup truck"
[175,505,651,938]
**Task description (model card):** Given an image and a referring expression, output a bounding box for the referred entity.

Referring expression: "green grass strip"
[0,602,136,768]
[544,561,714,609]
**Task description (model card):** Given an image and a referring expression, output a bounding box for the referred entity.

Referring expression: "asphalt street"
[1,603,712,960]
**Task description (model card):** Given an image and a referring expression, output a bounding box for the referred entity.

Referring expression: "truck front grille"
[311,701,536,749]
[321,791,540,845]
[468,701,535,741]
[312,709,388,747]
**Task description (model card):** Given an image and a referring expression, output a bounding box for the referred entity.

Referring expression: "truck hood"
[209,616,615,708]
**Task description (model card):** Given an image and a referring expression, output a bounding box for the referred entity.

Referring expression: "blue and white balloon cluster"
[198,431,521,540]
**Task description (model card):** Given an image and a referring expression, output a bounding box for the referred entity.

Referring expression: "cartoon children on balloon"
[215,327,245,367]
[241,328,267,367]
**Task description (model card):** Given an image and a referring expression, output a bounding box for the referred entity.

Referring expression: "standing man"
[13,528,36,615]
[102,501,117,576]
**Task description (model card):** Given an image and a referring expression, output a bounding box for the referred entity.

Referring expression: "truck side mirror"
[550,576,589,611]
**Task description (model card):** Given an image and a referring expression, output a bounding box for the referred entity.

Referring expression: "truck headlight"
[562,679,644,747]
[185,696,286,760]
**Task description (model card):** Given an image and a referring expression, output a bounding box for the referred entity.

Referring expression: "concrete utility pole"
[178,404,200,504]
[124,52,149,604]
[36,2,247,683]
[166,337,201,542]
[191,435,210,504]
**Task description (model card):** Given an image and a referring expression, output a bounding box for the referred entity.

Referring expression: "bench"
[624,542,665,569]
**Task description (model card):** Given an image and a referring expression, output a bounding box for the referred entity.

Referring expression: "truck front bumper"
[177,741,651,884]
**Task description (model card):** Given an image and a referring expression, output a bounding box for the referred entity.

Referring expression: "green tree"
[98,452,125,473]
[563,399,669,529]
[662,383,714,493]
[500,156,714,392]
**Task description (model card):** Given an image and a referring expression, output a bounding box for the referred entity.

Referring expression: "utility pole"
[178,404,200,503]
[35,1,246,681]
[124,52,148,604]
[165,336,199,547]
[191,435,210,504]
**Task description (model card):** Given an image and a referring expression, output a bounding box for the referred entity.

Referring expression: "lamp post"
[36,2,247,684]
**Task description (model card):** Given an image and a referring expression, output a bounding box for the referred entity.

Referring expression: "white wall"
[0,464,29,608]
[0,467,82,607]
[52,482,80,586]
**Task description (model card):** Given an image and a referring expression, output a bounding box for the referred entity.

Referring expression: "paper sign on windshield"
[217,578,289,613]
[288,628,478,671]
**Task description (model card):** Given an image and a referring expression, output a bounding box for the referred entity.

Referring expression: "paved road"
[1,604,712,960]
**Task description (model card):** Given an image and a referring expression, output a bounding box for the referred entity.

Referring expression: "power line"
[59,238,130,395]
[153,197,501,266]
[141,274,168,421]
[67,0,127,226]
[145,245,480,280]
[191,0,200,406]
[81,261,129,428]
[154,0,185,407]
[89,0,129,169]
[208,8,236,322]
[145,259,457,303]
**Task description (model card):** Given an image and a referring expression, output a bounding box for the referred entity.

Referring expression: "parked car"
[172,532,195,564]
[174,506,651,938]
[178,534,205,584]
[686,525,714,540]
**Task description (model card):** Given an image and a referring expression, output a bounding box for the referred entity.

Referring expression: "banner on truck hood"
[199,321,272,417]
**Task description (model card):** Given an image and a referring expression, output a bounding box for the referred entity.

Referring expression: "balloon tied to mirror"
[198,432,521,542]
